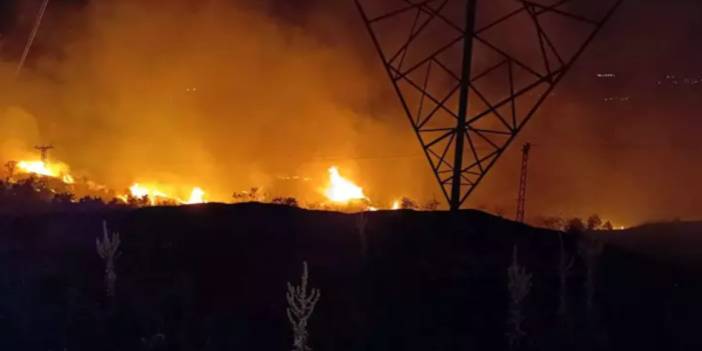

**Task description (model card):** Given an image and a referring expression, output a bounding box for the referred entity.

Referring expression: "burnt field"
[0,203,699,351]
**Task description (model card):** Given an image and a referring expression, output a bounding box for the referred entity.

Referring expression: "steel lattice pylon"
[355,0,622,210]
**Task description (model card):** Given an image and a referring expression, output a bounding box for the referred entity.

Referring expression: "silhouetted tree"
[535,216,566,230]
[565,218,586,233]
[233,187,263,203]
[273,197,299,207]
[52,192,75,206]
[400,197,418,210]
[78,196,107,210]
[587,215,603,231]
[423,199,440,211]
[127,194,150,208]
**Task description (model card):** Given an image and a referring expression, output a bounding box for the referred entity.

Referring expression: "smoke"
[0,0,700,224]
[0,0,432,204]
[0,106,42,159]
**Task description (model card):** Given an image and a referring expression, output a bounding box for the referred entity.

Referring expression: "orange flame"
[127,183,207,205]
[323,167,366,204]
[186,187,206,204]
[129,183,172,205]
[17,160,57,177]
[17,160,74,184]
[391,199,401,210]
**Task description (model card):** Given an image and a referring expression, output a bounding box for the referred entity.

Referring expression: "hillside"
[594,221,702,268]
[0,203,697,350]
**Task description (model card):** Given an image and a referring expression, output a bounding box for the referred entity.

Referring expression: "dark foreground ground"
[0,203,699,351]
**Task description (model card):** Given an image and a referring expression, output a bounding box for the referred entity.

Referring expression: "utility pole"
[35,144,54,163]
[516,143,531,223]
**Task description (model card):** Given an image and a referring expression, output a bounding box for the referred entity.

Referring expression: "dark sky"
[0,0,700,225]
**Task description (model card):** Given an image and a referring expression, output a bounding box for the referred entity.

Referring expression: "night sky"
[0,0,700,225]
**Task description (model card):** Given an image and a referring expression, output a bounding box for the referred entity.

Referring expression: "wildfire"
[323,167,367,204]
[129,183,168,203]
[187,187,206,204]
[127,183,206,205]
[9,154,406,211]
[391,200,401,210]
[16,160,74,184]
[17,160,55,177]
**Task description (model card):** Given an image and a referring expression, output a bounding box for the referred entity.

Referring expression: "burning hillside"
[16,160,73,183]
[3,148,413,211]
[0,0,676,226]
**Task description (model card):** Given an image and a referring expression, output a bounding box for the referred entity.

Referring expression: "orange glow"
[129,183,172,205]
[17,160,57,177]
[16,160,74,184]
[130,183,153,199]
[391,200,401,210]
[323,167,367,204]
[127,183,207,205]
[186,187,206,204]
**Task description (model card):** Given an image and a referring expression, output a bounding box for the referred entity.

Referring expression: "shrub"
[96,220,122,299]
[286,261,321,351]
[507,245,533,350]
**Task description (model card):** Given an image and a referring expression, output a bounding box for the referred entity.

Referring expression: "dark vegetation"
[0,182,699,350]
[0,177,128,213]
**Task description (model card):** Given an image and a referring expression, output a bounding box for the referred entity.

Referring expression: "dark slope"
[0,203,696,351]
[595,221,702,267]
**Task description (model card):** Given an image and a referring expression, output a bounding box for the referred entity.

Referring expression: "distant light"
[277,175,311,182]
[596,73,616,78]
[603,96,631,103]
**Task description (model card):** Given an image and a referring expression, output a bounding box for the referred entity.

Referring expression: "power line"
[296,142,702,164]
[16,0,50,77]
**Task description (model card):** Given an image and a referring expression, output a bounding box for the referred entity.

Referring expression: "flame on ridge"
[323,166,366,204]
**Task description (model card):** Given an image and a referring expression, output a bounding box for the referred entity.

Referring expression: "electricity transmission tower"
[35,145,54,162]
[355,0,622,210]
[516,143,531,223]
